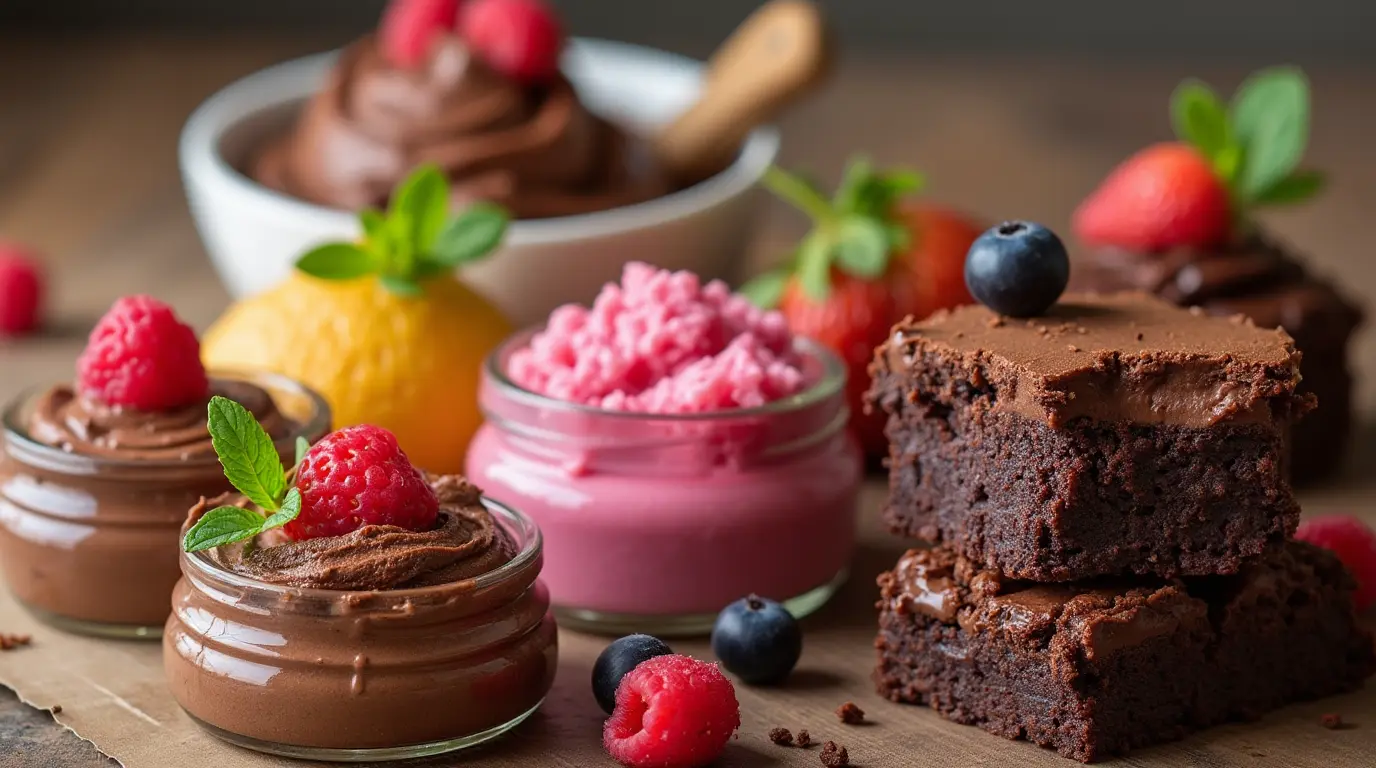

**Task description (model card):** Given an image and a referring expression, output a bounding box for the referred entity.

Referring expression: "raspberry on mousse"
[76,295,209,412]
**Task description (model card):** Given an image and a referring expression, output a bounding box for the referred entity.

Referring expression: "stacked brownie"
[867,292,1375,762]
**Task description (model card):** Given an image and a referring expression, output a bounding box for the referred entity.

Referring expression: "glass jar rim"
[483,328,848,421]
[1,369,332,472]
[179,495,542,601]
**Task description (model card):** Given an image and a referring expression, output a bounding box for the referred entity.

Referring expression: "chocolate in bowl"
[164,477,556,760]
[0,371,329,638]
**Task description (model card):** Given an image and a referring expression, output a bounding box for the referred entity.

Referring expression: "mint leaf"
[260,487,302,533]
[360,209,386,240]
[182,506,268,553]
[296,244,376,281]
[1232,67,1309,200]
[1171,80,1232,160]
[207,396,286,512]
[379,274,424,297]
[294,436,311,468]
[834,216,890,278]
[1252,170,1325,205]
[796,236,832,300]
[391,164,449,250]
[431,203,510,266]
[739,269,790,309]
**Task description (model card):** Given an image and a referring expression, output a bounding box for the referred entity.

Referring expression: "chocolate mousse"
[1073,234,1363,484]
[253,35,676,219]
[165,474,556,757]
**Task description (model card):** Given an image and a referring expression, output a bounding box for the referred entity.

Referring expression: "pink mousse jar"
[466,332,862,635]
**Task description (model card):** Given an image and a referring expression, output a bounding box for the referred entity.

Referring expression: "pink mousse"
[507,262,807,412]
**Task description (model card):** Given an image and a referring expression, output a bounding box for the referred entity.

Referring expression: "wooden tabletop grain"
[2,34,1376,768]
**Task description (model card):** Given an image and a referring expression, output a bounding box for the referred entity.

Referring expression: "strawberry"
[379,0,462,70]
[1074,67,1324,251]
[743,159,980,462]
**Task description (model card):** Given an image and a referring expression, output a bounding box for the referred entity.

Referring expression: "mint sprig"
[182,396,312,553]
[1170,66,1322,215]
[742,157,923,307]
[294,164,511,296]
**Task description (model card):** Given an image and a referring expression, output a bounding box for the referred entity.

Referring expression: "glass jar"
[164,498,556,762]
[467,333,863,635]
[0,371,329,638]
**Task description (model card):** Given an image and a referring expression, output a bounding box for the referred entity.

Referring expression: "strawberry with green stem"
[1075,66,1323,250]
[744,157,981,462]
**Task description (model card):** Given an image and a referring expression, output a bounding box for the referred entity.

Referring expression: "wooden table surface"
[2,34,1376,768]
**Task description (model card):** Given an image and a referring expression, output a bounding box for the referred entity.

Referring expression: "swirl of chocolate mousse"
[26,379,290,461]
[252,35,672,219]
[211,476,516,591]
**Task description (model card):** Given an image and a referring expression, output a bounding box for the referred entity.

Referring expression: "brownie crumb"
[820,741,849,766]
[1076,326,1088,334]
[0,633,32,651]
[1189,306,1205,316]
[836,701,866,724]
[795,729,813,747]
[1066,344,1080,353]
[50,705,62,715]
[986,316,1005,328]
[1321,713,1346,730]
[1136,332,1145,341]
[768,727,793,746]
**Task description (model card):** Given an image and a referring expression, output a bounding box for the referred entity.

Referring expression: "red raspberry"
[460,0,564,83]
[76,296,208,411]
[289,424,440,540]
[379,0,462,69]
[1295,516,1376,611]
[603,655,740,768]
[0,244,42,337]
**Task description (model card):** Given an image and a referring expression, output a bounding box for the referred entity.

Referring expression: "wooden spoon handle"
[654,0,832,183]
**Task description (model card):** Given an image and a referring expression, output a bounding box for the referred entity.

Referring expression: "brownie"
[1072,233,1363,485]
[869,292,1311,581]
[874,543,1376,763]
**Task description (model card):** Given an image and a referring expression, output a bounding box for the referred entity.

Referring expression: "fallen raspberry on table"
[1295,516,1376,611]
[603,654,740,768]
[289,424,440,540]
[0,244,43,337]
[461,0,563,82]
[379,0,461,69]
[76,295,208,411]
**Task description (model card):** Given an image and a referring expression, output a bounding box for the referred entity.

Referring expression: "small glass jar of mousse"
[164,495,556,762]
[0,371,329,638]
[467,332,863,635]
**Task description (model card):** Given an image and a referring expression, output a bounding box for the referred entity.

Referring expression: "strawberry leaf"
[1252,170,1325,205]
[1231,67,1309,200]
[763,166,836,225]
[739,269,790,309]
[834,217,889,278]
[1171,80,1232,160]
[797,237,833,300]
[296,244,376,280]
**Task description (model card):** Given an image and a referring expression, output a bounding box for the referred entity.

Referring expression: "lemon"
[203,271,510,474]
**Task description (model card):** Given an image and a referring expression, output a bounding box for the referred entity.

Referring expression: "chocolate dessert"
[252,35,676,219]
[874,544,1376,763]
[868,292,1308,581]
[1074,235,1363,484]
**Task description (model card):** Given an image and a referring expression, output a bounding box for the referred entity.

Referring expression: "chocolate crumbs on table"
[768,727,793,746]
[1321,713,1346,730]
[795,729,813,747]
[50,705,62,714]
[0,633,32,651]
[836,701,866,724]
[820,740,849,766]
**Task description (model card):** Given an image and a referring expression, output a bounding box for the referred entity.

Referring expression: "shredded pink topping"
[508,263,808,413]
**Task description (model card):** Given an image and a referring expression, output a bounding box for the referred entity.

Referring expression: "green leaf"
[796,236,833,300]
[360,208,386,240]
[834,216,890,278]
[1212,143,1245,185]
[1231,66,1310,200]
[739,269,790,309]
[182,506,268,553]
[762,165,836,225]
[295,243,376,281]
[260,487,302,533]
[431,203,510,266]
[294,436,311,468]
[1171,80,1232,159]
[1252,170,1325,205]
[207,396,286,512]
[833,157,876,212]
[390,164,449,250]
[379,274,424,297]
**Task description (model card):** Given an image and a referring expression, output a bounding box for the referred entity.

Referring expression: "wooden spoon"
[653,0,833,184]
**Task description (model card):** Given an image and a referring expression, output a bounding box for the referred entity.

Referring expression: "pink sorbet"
[508,263,808,412]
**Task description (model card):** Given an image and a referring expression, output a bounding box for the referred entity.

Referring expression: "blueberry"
[711,595,802,685]
[963,221,1070,317]
[592,634,673,713]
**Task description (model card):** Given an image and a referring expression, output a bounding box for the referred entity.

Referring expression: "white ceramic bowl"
[180,38,780,326]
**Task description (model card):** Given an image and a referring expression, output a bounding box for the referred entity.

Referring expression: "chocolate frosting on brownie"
[879,292,1305,428]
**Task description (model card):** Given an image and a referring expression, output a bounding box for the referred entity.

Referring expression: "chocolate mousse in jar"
[467,263,863,635]
[166,417,556,761]
[0,296,329,638]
